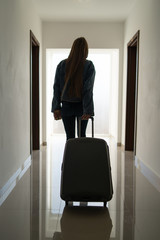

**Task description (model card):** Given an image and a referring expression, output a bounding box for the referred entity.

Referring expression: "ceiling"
[33,0,136,22]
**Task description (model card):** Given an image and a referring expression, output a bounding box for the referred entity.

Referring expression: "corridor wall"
[0,0,42,190]
[122,0,160,177]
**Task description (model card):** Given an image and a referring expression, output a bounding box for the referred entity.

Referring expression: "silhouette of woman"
[51,37,95,140]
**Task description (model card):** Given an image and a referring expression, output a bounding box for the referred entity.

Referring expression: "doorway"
[46,49,119,142]
[125,31,140,152]
[30,30,40,151]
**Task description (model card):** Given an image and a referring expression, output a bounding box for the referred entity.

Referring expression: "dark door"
[125,31,140,153]
[30,30,40,151]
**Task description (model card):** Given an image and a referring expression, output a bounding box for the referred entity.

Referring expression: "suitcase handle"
[78,116,94,138]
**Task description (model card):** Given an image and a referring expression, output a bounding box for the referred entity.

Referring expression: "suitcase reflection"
[53,206,113,240]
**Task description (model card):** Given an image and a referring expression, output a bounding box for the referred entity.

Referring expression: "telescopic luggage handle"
[78,116,94,138]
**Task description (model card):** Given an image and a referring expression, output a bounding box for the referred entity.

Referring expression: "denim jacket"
[51,59,95,115]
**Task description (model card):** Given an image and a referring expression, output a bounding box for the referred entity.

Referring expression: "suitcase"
[60,117,113,206]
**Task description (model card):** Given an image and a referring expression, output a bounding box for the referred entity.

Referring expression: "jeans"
[62,116,88,140]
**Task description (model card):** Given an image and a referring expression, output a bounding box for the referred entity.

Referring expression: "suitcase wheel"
[65,201,68,206]
[103,201,107,207]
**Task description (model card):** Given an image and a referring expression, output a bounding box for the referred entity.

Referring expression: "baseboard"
[0,155,32,206]
[135,156,160,192]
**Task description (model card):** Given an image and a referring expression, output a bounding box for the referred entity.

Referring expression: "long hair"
[64,37,88,98]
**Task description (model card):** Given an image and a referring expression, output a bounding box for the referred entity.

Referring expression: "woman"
[51,37,95,140]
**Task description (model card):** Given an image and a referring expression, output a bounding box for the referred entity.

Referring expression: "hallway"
[1,0,160,239]
[0,135,160,240]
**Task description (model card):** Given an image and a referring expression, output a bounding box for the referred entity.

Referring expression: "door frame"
[30,30,40,152]
[125,30,140,153]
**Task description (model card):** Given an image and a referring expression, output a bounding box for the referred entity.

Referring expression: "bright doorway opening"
[46,49,119,141]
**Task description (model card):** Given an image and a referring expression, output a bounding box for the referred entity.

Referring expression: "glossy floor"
[0,135,160,240]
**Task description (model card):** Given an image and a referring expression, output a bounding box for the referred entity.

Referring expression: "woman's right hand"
[81,114,91,120]
[53,110,61,120]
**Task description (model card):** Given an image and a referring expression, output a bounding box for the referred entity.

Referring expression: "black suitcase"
[60,117,113,206]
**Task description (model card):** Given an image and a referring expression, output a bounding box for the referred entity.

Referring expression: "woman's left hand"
[54,110,62,120]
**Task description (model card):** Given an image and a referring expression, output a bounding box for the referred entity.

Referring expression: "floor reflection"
[53,206,112,240]
[0,167,31,240]
[1,135,160,240]
[31,150,41,240]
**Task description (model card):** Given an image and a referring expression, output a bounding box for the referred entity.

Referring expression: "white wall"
[0,0,42,188]
[42,21,124,143]
[122,0,160,176]
[109,50,119,141]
